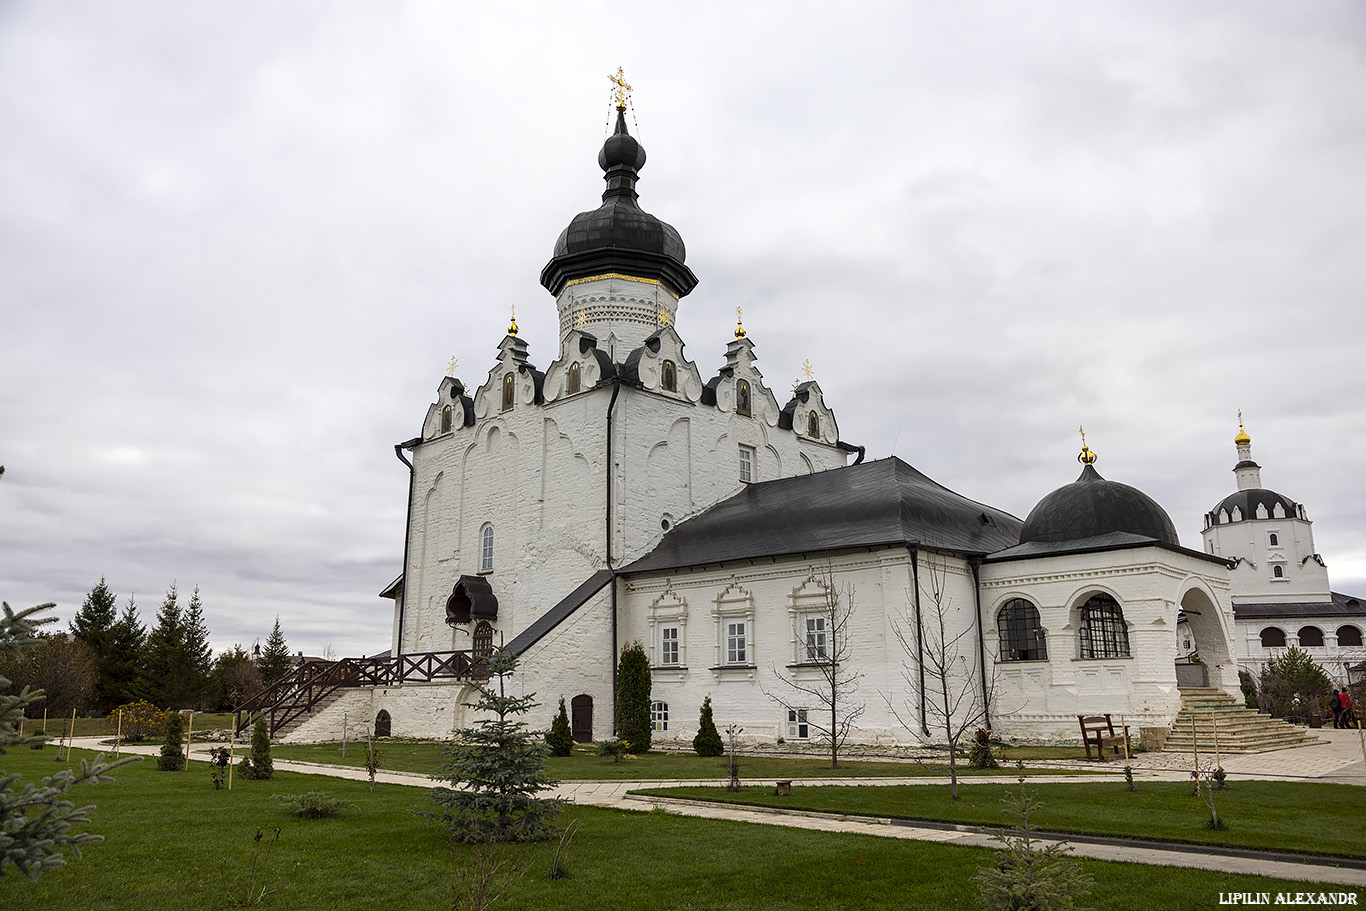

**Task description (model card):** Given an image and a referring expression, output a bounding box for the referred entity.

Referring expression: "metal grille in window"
[651,701,669,731]
[1078,595,1129,659]
[997,599,1046,661]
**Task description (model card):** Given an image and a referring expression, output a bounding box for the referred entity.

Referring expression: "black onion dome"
[1210,488,1299,523]
[1020,464,1179,546]
[540,109,698,299]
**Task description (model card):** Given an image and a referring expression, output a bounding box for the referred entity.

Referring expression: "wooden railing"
[233,650,486,737]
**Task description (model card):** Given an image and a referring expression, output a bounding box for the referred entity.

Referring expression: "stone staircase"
[1163,687,1320,754]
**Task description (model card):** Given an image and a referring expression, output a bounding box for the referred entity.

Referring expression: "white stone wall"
[1233,616,1366,684]
[1203,514,1331,604]
[282,681,477,743]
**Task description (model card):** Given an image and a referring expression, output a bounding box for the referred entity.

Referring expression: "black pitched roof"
[1232,591,1366,621]
[621,457,1023,575]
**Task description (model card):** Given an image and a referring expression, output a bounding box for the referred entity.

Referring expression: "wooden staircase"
[1164,687,1320,754]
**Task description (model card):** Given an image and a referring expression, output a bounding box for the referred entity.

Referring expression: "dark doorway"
[570,694,593,743]
[374,709,391,738]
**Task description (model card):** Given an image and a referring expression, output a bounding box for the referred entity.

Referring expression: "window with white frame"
[787,708,810,739]
[738,445,755,484]
[651,701,669,731]
[660,625,680,666]
[726,620,748,664]
[479,524,494,573]
[804,616,828,661]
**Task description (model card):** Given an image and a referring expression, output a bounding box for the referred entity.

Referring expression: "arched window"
[501,373,515,411]
[441,405,452,433]
[997,599,1047,661]
[473,620,494,658]
[808,410,819,439]
[480,524,494,573]
[1337,625,1363,647]
[1268,533,1279,546]
[374,709,391,738]
[1078,594,1129,659]
[1298,626,1324,647]
[566,362,581,395]
[1273,565,1284,578]
[736,379,751,416]
[1260,627,1287,647]
[651,701,669,732]
[662,359,676,392]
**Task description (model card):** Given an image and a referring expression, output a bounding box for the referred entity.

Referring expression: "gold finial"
[791,378,800,397]
[735,307,746,339]
[1234,410,1251,446]
[608,67,632,111]
[508,305,518,337]
[576,306,587,329]
[1077,425,1098,465]
[801,359,814,381]
[657,305,672,328]
[447,357,459,377]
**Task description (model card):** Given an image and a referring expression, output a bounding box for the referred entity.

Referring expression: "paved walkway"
[64,730,1366,888]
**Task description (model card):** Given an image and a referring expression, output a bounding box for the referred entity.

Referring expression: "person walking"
[1329,689,1343,728]
[1341,688,1355,729]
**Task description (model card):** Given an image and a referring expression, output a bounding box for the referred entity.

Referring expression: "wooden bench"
[1077,714,1131,762]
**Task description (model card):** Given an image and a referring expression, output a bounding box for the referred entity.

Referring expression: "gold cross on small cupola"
[608,67,632,111]
[735,307,746,339]
[1077,425,1098,465]
[508,305,518,337]
[447,357,459,377]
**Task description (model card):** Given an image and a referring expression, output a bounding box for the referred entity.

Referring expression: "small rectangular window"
[739,445,755,484]
[726,621,748,664]
[787,708,809,740]
[661,626,679,666]
[651,701,669,732]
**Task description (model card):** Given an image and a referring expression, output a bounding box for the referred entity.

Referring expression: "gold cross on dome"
[801,359,814,381]
[508,305,518,337]
[576,306,587,328]
[608,67,632,110]
[447,357,459,377]
[735,307,746,339]
[657,306,672,327]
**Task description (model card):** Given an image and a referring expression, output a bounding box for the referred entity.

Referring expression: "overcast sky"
[3,2,1364,658]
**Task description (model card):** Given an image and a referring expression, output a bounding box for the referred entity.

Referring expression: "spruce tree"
[181,587,214,708]
[693,695,723,756]
[427,648,559,842]
[973,772,1094,911]
[70,578,119,712]
[615,640,652,752]
[239,716,273,780]
[157,710,185,771]
[103,597,145,707]
[257,617,293,685]
[139,584,188,707]
[546,697,573,757]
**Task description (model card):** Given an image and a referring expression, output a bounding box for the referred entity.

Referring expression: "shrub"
[273,791,357,818]
[969,728,999,769]
[208,746,231,789]
[615,641,652,754]
[692,696,723,756]
[238,716,273,780]
[114,699,164,742]
[596,739,629,762]
[974,771,1094,911]
[546,697,573,757]
[157,710,185,771]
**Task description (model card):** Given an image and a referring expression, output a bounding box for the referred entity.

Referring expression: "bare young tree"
[889,554,999,799]
[763,565,866,769]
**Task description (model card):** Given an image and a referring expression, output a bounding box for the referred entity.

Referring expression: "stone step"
[1161,688,1318,754]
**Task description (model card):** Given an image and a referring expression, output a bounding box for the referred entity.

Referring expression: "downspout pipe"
[969,556,990,730]
[393,438,421,659]
[604,378,622,735]
[908,545,930,737]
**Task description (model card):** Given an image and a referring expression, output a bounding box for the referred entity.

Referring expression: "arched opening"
[501,373,515,411]
[1273,565,1284,579]
[473,620,494,658]
[662,360,676,392]
[566,362,581,395]
[1337,625,1363,647]
[570,694,593,743]
[480,524,494,572]
[807,410,819,438]
[997,599,1046,661]
[1077,594,1129,658]
[1176,585,1235,689]
[1260,627,1287,648]
[441,405,452,433]
[1298,626,1324,647]
[374,710,391,738]
[736,379,751,416]
[1269,533,1279,546]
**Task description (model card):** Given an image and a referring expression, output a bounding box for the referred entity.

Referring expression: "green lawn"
[633,780,1366,859]
[3,748,1338,910]
[20,711,236,740]
[271,741,1095,779]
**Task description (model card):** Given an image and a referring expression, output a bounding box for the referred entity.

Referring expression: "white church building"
[263,93,1363,747]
